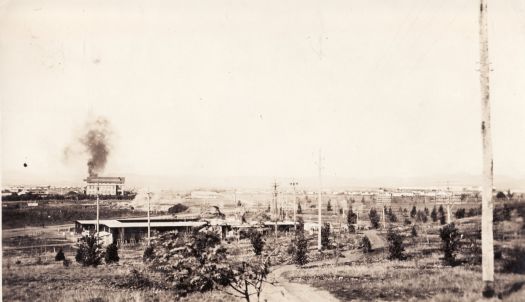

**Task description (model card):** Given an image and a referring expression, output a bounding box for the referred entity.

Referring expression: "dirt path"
[260,263,340,302]
[260,230,384,301]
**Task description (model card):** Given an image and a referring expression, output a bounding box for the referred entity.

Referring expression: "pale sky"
[1,0,525,187]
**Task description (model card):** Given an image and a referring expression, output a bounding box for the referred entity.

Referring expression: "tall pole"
[290,181,298,230]
[318,149,322,251]
[96,182,100,240]
[479,0,495,297]
[147,191,151,245]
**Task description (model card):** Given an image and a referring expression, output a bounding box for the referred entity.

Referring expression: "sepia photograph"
[1,0,525,301]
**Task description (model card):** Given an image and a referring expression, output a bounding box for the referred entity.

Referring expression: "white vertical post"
[479,0,495,296]
[96,182,99,240]
[147,191,151,245]
[318,149,322,251]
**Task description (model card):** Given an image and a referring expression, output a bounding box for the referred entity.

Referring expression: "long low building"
[75,217,207,245]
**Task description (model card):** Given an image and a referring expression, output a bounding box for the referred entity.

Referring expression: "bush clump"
[361,236,372,253]
[143,244,155,262]
[75,235,104,267]
[439,223,461,265]
[105,243,120,264]
[502,246,525,274]
[321,223,330,250]
[386,228,406,260]
[249,230,265,255]
[167,203,189,214]
[55,249,65,261]
[369,208,381,229]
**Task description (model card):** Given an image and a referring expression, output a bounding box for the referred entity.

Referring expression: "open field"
[2,196,525,301]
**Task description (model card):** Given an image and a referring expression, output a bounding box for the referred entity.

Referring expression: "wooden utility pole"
[290,180,299,230]
[147,191,151,245]
[479,0,495,297]
[96,183,100,241]
[317,149,322,251]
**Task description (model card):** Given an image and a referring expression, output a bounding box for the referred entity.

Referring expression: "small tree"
[455,208,466,219]
[369,208,380,229]
[411,225,418,237]
[424,207,429,216]
[410,206,417,219]
[431,206,438,222]
[143,244,155,262]
[347,207,357,232]
[327,200,332,212]
[361,236,372,253]
[438,205,446,225]
[321,223,330,250]
[297,202,302,214]
[386,228,406,260]
[292,218,308,266]
[416,210,428,223]
[75,235,104,267]
[105,243,120,264]
[439,223,461,265]
[55,249,65,261]
[249,230,264,255]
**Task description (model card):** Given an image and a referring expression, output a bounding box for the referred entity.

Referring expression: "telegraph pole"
[318,149,322,251]
[290,180,299,229]
[479,0,495,297]
[96,182,100,241]
[147,191,151,245]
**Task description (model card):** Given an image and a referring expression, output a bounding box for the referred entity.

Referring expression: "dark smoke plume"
[80,117,112,177]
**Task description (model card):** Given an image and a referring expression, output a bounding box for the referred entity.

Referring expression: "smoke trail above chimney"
[79,116,113,177]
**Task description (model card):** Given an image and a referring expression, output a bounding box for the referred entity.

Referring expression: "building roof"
[75,219,207,228]
[84,176,125,184]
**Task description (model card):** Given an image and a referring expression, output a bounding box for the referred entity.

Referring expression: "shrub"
[297,202,302,214]
[389,212,398,223]
[55,249,65,261]
[321,223,330,250]
[410,206,417,218]
[455,208,466,219]
[411,225,418,237]
[502,246,525,274]
[249,230,264,255]
[347,207,357,231]
[327,200,332,211]
[424,207,429,216]
[293,233,309,266]
[167,203,189,214]
[105,243,120,264]
[75,235,104,267]
[416,210,428,223]
[386,228,406,260]
[431,206,438,222]
[369,208,381,229]
[404,218,412,225]
[361,236,372,253]
[143,244,155,262]
[438,205,446,225]
[439,223,461,265]
[112,269,154,290]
